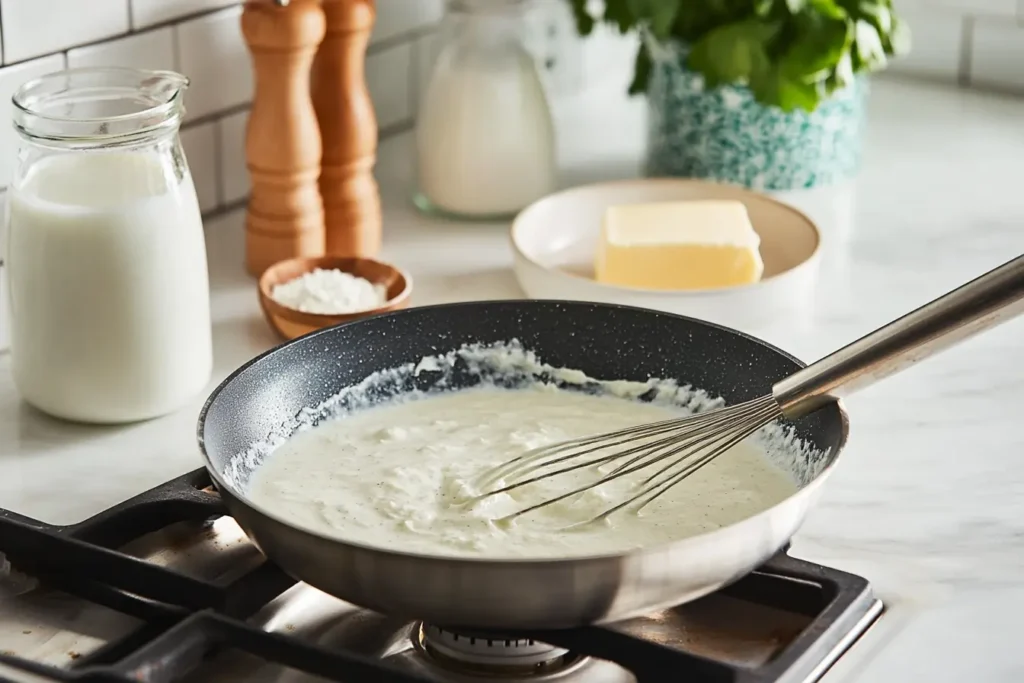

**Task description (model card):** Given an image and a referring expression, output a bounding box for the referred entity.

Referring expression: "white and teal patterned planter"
[645,42,868,191]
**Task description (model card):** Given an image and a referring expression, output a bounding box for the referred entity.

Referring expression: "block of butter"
[594,199,764,290]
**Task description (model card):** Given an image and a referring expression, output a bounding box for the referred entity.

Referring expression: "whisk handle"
[773,253,1024,418]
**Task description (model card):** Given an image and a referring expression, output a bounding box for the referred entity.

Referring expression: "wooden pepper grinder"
[241,0,326,276]
[312,0,382,257]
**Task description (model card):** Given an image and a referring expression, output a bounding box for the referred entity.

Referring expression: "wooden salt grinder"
[312,0,382,258]
[241,0,326,277]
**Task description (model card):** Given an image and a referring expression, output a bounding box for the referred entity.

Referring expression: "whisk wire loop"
[474,395,784,524]
[486,398,757,488]
[634,402,782,511]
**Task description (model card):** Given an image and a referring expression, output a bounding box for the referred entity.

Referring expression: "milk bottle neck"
[12,68,188,151]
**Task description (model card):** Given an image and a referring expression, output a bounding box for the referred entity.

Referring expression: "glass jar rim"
[12,67,189,149]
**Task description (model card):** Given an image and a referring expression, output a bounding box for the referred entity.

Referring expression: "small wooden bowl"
[258,256,412,340]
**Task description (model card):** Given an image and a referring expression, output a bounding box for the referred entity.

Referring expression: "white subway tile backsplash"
[525,0,585,96]
[175,6,252,119]
[218,109,249,204]
[947,0,1016,15]
[0,54,66,187]
[958,0,1018,14]
[886,10,963,83]
[373,0,443,45]
[897,0,1018,14]
[580,23,638,86]
[131,0,241,29]
[970,19,1024,92]
[181,122,220,213]
[0,0,1012,225]
[2,0,129,64]
[67,28,176,72]
[366,43,413,130]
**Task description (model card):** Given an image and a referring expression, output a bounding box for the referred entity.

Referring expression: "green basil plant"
[565,0,911,112]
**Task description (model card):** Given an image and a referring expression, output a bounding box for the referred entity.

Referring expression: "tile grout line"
[130,2,243,33]
[171,24,182,72]
[183,103,250,130]
[198,118,414,222]
[0,4,238,68]
[958,15,975,87]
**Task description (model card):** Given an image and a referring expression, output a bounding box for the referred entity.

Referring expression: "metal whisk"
[475,253,1024,524]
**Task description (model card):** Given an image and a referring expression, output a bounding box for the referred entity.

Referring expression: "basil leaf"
[754,0,776,18]
[780,12,850,82]
[562,0,909,110]
[604,0,636,33]
[825,50,854,95]
[857,0,892,33]
[688,19,780,87]
[808,0,846,20]
[886,14,912,55]
[650,0,682,38]
[626,0,682,40]
[672,2,706,41]
[628,42,654,95]
[750,66,820,112]
[567,0,595,35]
[833,51,854,87]
[854,19,887,70]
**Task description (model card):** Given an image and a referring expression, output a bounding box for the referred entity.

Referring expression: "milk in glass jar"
[5,68,212,423]
[414,0,557,220]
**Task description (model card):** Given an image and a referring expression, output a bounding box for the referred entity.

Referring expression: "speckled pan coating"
[197,300,847,629]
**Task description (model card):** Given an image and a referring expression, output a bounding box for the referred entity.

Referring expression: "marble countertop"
[2,77,1024,680]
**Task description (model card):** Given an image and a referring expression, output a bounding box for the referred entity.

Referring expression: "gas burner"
[0,470,882,683]
[419,623,579,673]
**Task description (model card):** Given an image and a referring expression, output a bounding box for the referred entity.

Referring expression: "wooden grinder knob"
[313,0,382,258]
[241,0,326,277]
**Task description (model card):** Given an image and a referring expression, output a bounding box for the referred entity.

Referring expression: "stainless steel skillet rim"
[196,299,850,566]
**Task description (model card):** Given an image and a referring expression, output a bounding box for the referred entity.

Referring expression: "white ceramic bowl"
[510,179,821,334]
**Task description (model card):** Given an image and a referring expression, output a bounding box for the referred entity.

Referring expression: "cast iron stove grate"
[0,470,881,683]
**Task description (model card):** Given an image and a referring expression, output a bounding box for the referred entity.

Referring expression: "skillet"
[197,300,845,629]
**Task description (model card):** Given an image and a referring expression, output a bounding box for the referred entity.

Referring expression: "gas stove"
[0,470,882,683]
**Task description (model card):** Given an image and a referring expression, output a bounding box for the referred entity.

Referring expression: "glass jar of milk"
[414,0,557,221]
[5,68,212,423]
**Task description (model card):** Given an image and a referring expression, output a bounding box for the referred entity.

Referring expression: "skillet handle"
[772,253,1024,419]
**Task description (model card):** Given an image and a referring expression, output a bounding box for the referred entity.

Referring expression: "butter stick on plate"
[594,200,764,290]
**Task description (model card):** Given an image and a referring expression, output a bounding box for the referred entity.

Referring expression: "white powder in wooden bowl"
[271,268,388,314]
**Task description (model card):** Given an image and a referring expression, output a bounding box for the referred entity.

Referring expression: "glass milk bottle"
[5,68,213,423]
[414,0,557,221]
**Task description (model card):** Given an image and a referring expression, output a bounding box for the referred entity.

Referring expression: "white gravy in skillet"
[245,385,799,559]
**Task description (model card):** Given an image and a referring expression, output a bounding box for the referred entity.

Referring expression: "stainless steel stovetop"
[0,470,882,683]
